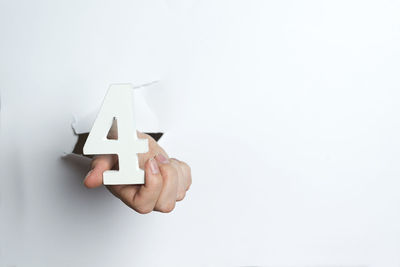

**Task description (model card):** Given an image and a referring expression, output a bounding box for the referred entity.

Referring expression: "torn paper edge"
[64,81,164,156]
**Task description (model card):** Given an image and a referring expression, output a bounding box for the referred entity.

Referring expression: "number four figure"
[83,84,149,185]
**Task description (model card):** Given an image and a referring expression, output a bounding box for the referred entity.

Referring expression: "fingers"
[112,155,190,214]
[171,158,192,201]
[83,131,192,214]
[128,158,163,214]
[170,159,186,201]
[154,154,179,213]
[84,154,117,188]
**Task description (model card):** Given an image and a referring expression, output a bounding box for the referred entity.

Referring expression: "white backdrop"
[1,1,400,266]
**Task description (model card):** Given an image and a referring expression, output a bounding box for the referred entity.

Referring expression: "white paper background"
[1,0,400,266]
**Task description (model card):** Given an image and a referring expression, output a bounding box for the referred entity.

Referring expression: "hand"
[83,132,192,214]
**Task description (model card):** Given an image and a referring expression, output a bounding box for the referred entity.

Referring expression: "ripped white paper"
[72,81,164,135]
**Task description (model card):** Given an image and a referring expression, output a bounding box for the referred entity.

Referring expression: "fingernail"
[149,158,160,174]
[155,153,169,164]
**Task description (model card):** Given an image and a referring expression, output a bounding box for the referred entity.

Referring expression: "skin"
[83,132,192,214]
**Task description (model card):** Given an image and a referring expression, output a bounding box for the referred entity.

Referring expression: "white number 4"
[83,84,149,185]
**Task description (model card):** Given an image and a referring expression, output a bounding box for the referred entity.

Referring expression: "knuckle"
[176,191,186,201]
[170,158,180,165]
[157,201,176,213]
[134,205,153,214]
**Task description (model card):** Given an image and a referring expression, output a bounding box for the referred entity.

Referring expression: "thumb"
[84,154,117,188]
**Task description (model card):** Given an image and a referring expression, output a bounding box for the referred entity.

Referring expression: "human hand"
[83,132,192,213]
